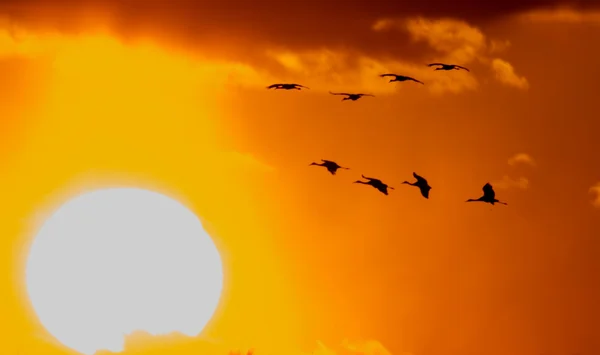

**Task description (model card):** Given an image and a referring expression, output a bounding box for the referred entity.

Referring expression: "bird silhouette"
[266,83,309,90]
[379,74,424,84]
[329,92,374,101]
[354,174,394,195]
[402,172,432,199]
[428,63,470,72]
[466,183,507,205]
[309,159,349,175]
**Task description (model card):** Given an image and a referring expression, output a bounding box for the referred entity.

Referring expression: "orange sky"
[1,2,599,355]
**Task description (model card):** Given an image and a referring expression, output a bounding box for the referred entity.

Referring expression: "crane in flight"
[266,83,310,90]
[379,74,424,84]
[354,175,394,195]
[329,92,374,101]
[428,63,470,72]
[401,172,432,199]
[466,183,507,205]
[309,159,350,175]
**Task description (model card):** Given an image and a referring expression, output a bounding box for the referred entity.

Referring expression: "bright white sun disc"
[25,188,223,355]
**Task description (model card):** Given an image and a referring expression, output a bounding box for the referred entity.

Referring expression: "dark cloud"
[0,0,596,64]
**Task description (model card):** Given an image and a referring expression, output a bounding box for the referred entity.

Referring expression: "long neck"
[402,181,415,186]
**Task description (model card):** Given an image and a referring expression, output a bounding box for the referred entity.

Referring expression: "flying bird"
[379,74,424,84]
[466,183,507,205]
[309,159,349,175]
[354,174,394,195]
[428,63,470,72]
[328,92,374,101]
[402,172,432,199]
[266,83,310,90]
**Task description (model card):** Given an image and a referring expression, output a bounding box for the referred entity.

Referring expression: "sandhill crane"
[428,63,470,72]
[329,92,374,101]
[309,159,350,175]
[266,83,309,90]
[379,74,424,84]
[402,172,432,199]
[466,183,507,205]
[354,174,394,195]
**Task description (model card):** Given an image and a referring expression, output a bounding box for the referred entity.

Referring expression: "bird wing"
[266,84,282,88]
[428,63,445,67]
[413,172,427,183]
[329,92,351,96]
[420,186,431,198]
[321,159,338,166]
[483,183,495,199]
[362,175,381,183]
[379,73,398,77]
[456,65,470,71]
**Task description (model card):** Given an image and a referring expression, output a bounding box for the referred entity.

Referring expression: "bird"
[428,63,470,72]
[379,74,424,84]
[466,183,507,205]
[329,92,374,101]
[266,83,309,90]
[309,159,349,175]
[354,174,394,195]
[401,172,432,199]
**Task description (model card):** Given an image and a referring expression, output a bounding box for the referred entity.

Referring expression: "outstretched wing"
[361,174,380,183]
[413,172,427,184]
[420,185,431,199]
[321,159,338,165]
[455,65,470,72]
[483,183,495,199]
[329,91,351,96]
[380,73,398,77]
[266,83,282,89]
[428,63,445,67]
[292,83,310,89]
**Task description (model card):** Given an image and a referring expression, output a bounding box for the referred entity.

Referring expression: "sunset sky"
[1,1,600,355]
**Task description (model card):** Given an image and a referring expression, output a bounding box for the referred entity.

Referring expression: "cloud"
[493,175,530,190]
[263,48,478,95]
[517,7,600,24]
[371,17,527,90]
[589,183,600,207]
[491,58,529,90]
[403,17,487,64]
[0,1,595,82]
[508,153,536,167]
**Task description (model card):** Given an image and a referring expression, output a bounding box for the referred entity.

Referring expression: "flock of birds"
[268,62,507,206]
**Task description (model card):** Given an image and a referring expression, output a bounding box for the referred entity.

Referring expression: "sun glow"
[26,188,224,355]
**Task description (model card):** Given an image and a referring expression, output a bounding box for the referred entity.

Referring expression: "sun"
[25,188,224,355]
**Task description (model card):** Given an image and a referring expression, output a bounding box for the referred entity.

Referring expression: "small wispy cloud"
[493,175,530,190]
[589,183,600,208]
[492,58,529,90]
[508,153,535,167]
[517,8,600,24]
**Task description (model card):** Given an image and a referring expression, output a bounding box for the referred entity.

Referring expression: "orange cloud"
[517,7,600,24]
[493,175,530,190]
[508,153,536,167]
[589,183,600,207]
[372,16,528,91]
[491,58,529,90]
